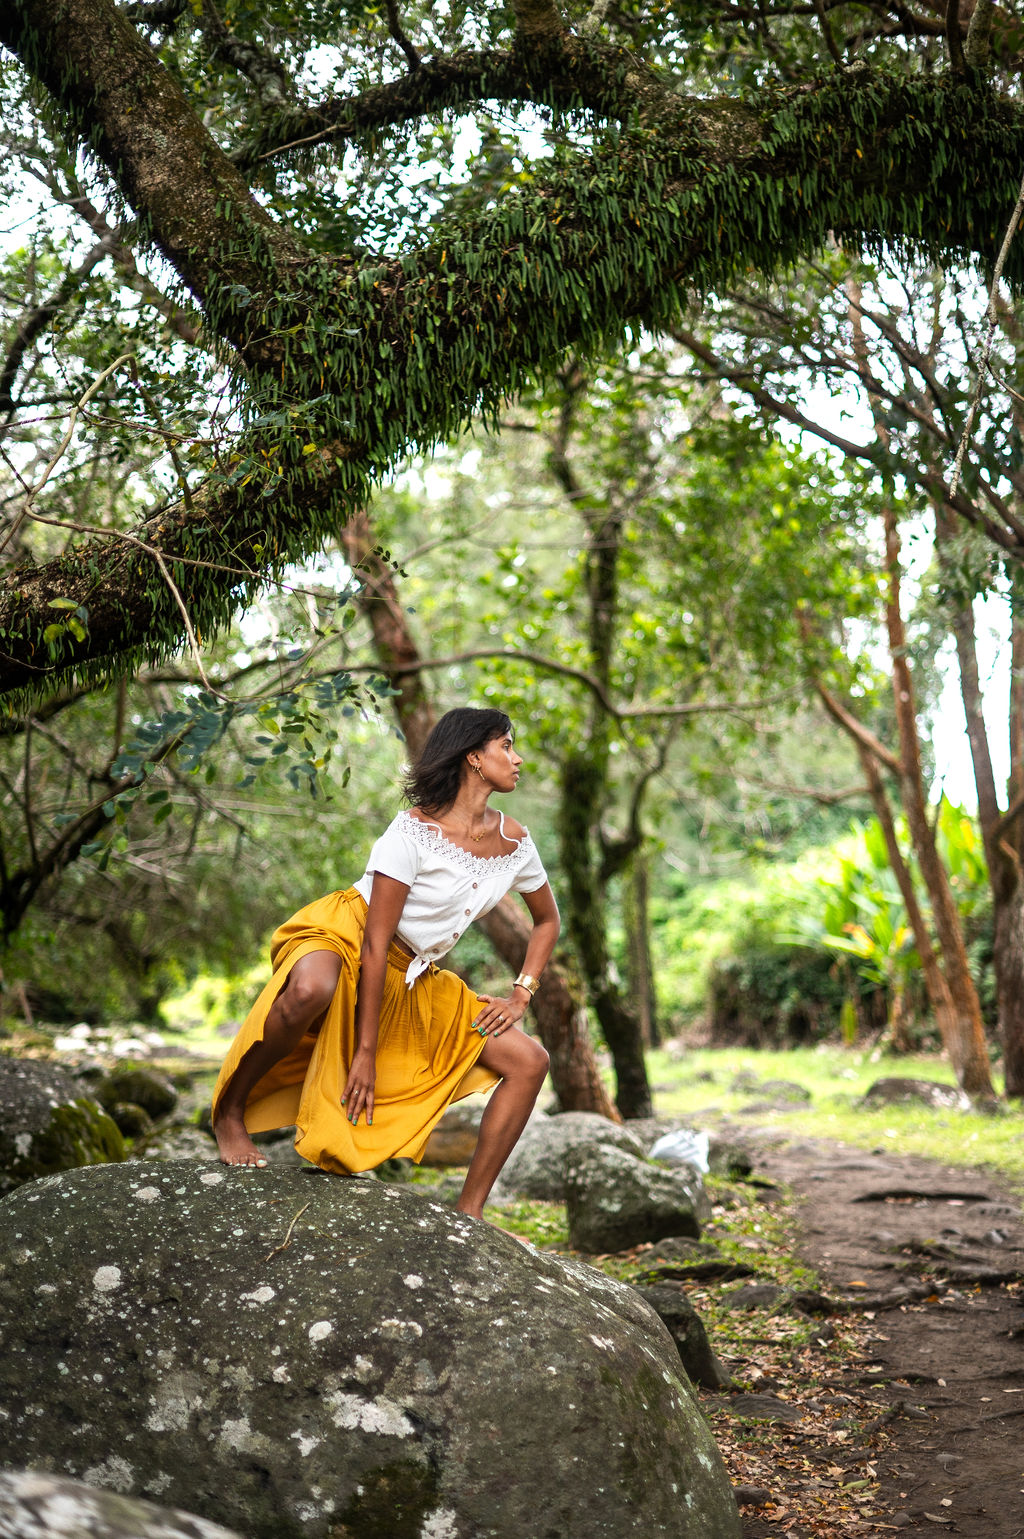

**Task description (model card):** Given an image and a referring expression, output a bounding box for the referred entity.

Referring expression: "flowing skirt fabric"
[211,888,498,1174]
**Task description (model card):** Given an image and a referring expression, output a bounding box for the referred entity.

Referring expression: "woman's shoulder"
[403,807,442,833]
[497,811,528,844]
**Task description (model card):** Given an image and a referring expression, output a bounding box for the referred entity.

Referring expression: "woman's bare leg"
[455,1029,549,1220]
[213,950,343,1166]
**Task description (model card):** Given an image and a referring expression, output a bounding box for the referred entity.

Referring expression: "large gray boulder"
[499,1111,647,1200]
[0,1164,740,1539]
[0,1055,125,1194]
[567,1144,711,1254]
[0,1469,245,1539]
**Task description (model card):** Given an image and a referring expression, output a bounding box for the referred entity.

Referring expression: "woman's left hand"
[472,994,526,1037]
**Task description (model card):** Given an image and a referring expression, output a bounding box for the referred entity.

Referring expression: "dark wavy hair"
[403,707,514,813]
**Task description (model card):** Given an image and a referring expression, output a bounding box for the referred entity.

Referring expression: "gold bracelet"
[513,973,540,997]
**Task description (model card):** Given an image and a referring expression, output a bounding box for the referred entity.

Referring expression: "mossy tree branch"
[6,0,1024,700]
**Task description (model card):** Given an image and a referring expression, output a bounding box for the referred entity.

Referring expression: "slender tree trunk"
[881,508,996,1101]
[888,982,912,1054]
[340,509,617,1117]
[560,749,652,1118]
[547,389,653,1118]
[1002,576,1024,1096]
[935,510,1024,1096]
[853,741,962,1054]
[622,850,660,1046]
[840,290,995,1100]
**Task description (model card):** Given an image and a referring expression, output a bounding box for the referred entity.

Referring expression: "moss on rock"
[0,1056,125,1193]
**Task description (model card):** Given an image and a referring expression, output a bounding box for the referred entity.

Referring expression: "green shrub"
[706,943,859,1047]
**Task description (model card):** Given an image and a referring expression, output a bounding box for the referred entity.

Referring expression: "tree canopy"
[3,0,1024,700]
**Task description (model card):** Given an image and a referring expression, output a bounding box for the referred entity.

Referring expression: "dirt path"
[743,1132,1024,1538]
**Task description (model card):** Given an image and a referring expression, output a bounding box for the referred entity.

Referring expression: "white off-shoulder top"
[352,810,548,987]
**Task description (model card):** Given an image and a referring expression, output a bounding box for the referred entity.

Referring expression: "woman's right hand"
[341,1047,376,1127]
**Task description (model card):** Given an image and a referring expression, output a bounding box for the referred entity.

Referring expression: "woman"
[212,707,560,1223]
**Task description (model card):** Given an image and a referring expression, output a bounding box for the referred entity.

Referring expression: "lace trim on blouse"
[398,808,532,876]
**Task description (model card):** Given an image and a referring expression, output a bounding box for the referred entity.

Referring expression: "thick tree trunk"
[340,509,616,1116]
[560,750,652,1118]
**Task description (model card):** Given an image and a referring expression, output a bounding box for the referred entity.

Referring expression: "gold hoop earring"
[472,762,485,779]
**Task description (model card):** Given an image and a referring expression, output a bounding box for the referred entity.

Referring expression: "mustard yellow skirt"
[211,888,498,1174]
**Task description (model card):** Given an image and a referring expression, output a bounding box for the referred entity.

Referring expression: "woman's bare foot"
[214,1111,268,1168]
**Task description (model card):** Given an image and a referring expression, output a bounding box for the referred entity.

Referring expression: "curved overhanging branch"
[341,646,797,722]
[6,6,1024,698]
[238,39,666,168]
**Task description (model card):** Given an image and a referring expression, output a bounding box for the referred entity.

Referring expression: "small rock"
[633,1283,734,1389]
[566,1143,710,1253]
[110,1102,154,1139]
[723,1283,787,1311]
[732,1485,770,1507]
[756,1079,811,1103]
[500,1111,647,1201]
[860,1078,969,1111]
[707,1392,802,1424]
[0,1056,125,1194]
[421,1104,484,1167]
[708,1139,753,1177]
[639,1237,720,1266]
[94,1067,178,1120]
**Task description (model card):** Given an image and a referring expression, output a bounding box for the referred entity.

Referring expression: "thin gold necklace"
[456,812,488,842]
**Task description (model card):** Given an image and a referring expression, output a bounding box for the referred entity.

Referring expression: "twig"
[384,0,420,71]
[264,1201,310,1260]
[945,0,967,73]
[0,353,133,557]
[148,545,222,697]
[813,0,844,65]
[948,169,1024,504]
[336,646,796,722]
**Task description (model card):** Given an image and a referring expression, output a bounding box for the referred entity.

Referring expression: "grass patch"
[646,1043,1024,1187]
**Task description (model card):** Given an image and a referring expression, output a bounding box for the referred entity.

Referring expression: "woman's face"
[473,730,523,791]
